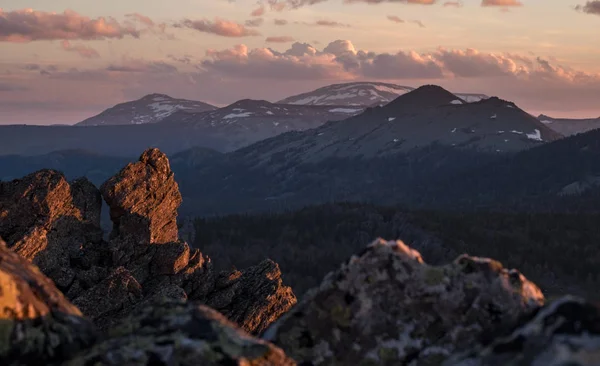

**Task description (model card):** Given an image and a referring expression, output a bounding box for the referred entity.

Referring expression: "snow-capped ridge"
[76,93,216,126]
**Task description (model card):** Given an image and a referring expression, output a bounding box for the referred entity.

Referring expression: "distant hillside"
[538,114,600,136]
[193,203,600,299]
[76,94,216,126]
[175,86,561,216]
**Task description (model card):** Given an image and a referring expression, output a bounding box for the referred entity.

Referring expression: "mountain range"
[537,114,600,136]
[277,81,489,106]
[4,83,600,219]
[73,82,488,127]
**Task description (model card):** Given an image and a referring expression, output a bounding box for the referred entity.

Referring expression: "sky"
[0,0,599,124]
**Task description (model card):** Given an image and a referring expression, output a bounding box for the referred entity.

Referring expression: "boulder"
[0,237,97,364]
[0,171,102,292]
[204,259,297,335]
[100,148,181,247]
[66,300,296,366]
[445,295,600,365]
[266,238,544,365]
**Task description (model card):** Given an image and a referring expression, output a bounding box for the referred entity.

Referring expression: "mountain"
[172,86,562,216]
[410,126,600,212]
[538,114,600,136]
[239,85,560,164]
[0,85,567,217]
[277,81,489,107]
[0,149,130,185]
[0,100,362,157]
[161,99,364,132]
[76,93,216,126]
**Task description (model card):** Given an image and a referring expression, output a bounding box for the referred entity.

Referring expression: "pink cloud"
[444,1,463,6]
[60,40,100,59]
[245,18,265,27]
[0,9,145,42]
[174,18,261,37]
[481,0,523,6]
[274,19,288,25]
[387,15,405,23]
[251,5,266,16]
[265,36,296,42]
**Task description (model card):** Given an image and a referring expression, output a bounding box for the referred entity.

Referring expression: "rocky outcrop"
[0,148,296,335]
[101,148,181,246]
[0,237,97,364]
[203,259,298,335]
[445,295,600,365]
[0,236,294,365]
[0,170,103,291]
[67,300,296,366]
[265,238,545,365]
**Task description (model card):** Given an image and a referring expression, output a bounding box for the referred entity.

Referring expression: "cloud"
[60,40,100,59]
[0,9,147,42]
[105,60,178,74]
[274,19,288,25]
[296,20,352,27]
[245,18,265,27]
[481,0,522,6]
[125,13,155,27]
[268,0,436,7]
[387,15,405,23]
[174,18,261,37]
[251,5,266,16]
[0,82,29,91]
[265,36,296,42]
[410,20,426,27]
[575,1,600,15]
[201,40,444,80]
[443,1,463,7]
[199,39,600,89]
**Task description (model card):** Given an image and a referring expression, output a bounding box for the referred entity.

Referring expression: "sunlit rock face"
[0,237,97,364]
[266,238,544,365]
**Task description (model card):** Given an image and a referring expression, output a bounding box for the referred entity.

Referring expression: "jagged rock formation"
[0,237,97,364]
[265,238,545,365]
[0,148,296,335]
[445,295,600,365]
[67,300,296,366]
[0,170,103,291]
[0,236,294,365]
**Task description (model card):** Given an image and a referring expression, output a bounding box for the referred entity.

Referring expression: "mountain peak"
[384,84,464,112]
[140,93,174,101]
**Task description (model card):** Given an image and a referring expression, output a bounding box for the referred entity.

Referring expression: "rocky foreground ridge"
[1,148,599,365]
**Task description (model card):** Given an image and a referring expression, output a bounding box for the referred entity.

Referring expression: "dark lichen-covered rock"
[66,299,296,366]
[0,171,102,291]
[265,239,544,365]
[204,259,297,336]
[445,296,600,366]
[72,267,143,331]
[0,237,97,365]
[100,148,182,247]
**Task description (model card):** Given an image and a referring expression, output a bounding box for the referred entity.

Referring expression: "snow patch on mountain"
[526,129,543,141]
